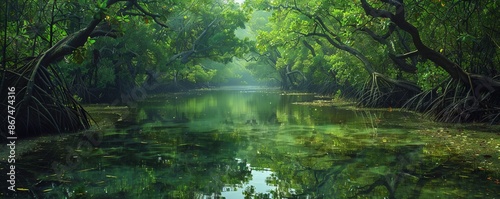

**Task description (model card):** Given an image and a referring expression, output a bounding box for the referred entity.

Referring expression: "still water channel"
[2,86,500,198]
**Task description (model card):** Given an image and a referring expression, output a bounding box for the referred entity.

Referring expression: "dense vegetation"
[1,0,499,137]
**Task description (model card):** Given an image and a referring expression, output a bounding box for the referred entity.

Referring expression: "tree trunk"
[0,0,129,138]
[360,0,500,123]
[360,0,500,90]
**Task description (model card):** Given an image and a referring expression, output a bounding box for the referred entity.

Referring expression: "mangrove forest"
[1,0,500,198]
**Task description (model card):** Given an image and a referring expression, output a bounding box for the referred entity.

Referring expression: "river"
[1,86,499,198]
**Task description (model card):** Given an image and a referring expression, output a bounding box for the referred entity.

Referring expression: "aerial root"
[1,57,92,137]
[358,72,420,108]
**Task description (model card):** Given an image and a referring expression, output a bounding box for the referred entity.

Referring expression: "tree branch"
[303,32,375,75]
[360,0,470,84]
[302,40,316,57]
[359,23,396,44]
[89,23,121,38]
[165,18,219,66]
[131,0,167,27]
[395,50,418,59]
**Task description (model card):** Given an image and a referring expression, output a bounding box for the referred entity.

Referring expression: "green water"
[2,86,500,198]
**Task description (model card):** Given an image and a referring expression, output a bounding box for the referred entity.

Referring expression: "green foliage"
[416,61,448,91]
[3,0,499,105]
[187,65,216,83]
[95,59,116,89]
[243,0,384,90]
[1,0,256,102]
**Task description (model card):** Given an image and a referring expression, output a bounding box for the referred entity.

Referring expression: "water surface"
[2,86,500,198]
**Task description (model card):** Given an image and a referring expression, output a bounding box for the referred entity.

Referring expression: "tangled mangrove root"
[405,79,500,124]
[0,56,91,138]
[358,72,421,108]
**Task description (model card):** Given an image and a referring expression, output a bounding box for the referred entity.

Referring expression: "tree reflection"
[8,90,500,198]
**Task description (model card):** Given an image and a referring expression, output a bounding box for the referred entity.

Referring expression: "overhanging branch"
[395,50,418,59]
[359,23,396,44]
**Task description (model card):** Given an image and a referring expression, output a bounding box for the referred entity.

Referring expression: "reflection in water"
[2,87,500,198]
[221,159,277,199]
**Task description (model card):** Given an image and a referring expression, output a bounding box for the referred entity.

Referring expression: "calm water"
[2,86,500,198]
